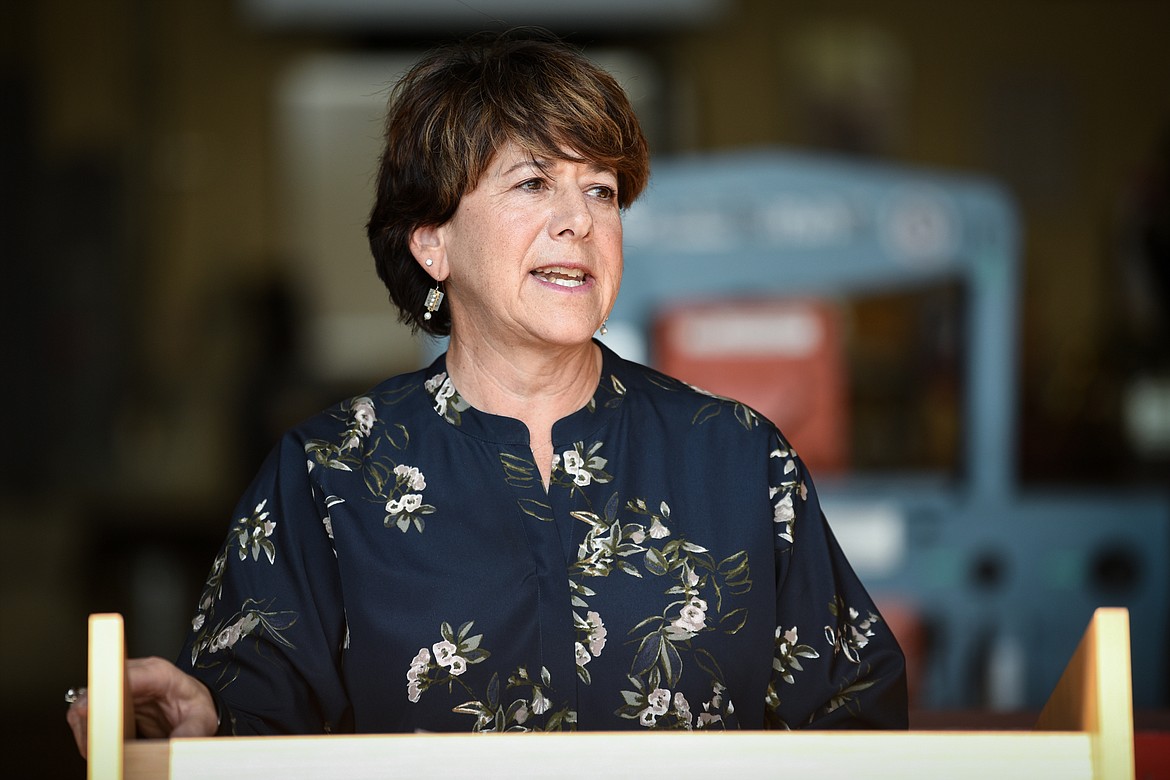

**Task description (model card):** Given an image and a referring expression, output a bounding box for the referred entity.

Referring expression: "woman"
[68,30,906,749]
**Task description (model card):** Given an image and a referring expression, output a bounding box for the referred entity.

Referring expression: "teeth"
[533,267,586,287]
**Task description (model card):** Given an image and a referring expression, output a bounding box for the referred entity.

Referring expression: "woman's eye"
[589,185,617,201]
[519,178,547,191]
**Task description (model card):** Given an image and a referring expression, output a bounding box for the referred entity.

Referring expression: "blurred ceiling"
[240,0,729,32]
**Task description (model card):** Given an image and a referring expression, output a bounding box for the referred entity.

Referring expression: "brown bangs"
[435,35,648,206]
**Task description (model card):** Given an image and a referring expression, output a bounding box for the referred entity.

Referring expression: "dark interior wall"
[673,0,1170,481]
[12,0,1170,493]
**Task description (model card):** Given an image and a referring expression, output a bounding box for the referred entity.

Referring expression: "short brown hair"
[366,29,651,337]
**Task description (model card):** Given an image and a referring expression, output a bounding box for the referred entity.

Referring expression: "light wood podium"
[86,607,1136,780]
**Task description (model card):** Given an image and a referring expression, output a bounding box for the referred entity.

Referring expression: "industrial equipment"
[607,150,1169,710]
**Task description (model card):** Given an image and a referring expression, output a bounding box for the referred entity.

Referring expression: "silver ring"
[65,686,87,704]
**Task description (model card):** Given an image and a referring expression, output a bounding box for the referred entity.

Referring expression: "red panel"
[654,298,848,475]
[1137,731,1170,779]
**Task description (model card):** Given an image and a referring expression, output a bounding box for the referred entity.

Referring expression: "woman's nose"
[550,188,593,238]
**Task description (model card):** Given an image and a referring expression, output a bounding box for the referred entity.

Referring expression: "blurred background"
[3,0,1169,774]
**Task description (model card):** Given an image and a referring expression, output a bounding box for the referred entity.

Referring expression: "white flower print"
[647,688,671,716]
[648,515,671,539]
[212,625,237,653]
[410,647,431,670]
[441,654,574,733]
[555,441,612,489]
[393,463,427,491]
[627,684,692,729]
[423,372,446,394]
[434,378,455,416]
[574,515,623,577]
[601,498,752,730]
[433,640,458,667]
[625,498,671,542]
[322,495,343,542]
[406,622,493,704]
[770,439,807,544]
[673,692,693,730]
[561,450,594,487]
[407,647,430,686]
[189,597,295,667]
[232,499,277,564]
[383,464,435,533]
[383,493,422,515]
[671,597,708,635]
[572,608,609,684]
[825,599,880,663]
[585,610,608,656]
[563,450,585,475]
[773,492,795,543]
[697,682,731,729]
[422,371,472,424]
[352,397,375,434]
[208,612,260,654]
[772,625,820,686]
[340,396,377,451]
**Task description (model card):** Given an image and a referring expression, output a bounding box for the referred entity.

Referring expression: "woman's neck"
[445,334,602,488]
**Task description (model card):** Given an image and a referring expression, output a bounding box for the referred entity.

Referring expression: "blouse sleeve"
[764,430,908,729]
[175,431,352,735]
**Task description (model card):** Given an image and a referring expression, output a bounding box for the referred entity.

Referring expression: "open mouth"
[531,266,587,288]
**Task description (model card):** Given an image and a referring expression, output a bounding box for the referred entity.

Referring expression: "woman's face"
[418,141,624,352]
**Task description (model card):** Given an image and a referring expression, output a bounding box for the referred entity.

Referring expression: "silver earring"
[599,319,609,336]
[423,286,444,321]
[425,258,433,267]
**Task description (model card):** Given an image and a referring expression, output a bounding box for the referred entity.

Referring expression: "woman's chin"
[522,319,603,351]
[497,303,597,346]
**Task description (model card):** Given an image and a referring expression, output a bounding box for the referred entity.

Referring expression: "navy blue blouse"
[177,342,906,734]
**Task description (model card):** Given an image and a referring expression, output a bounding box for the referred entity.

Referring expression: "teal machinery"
[605,150,1170,710]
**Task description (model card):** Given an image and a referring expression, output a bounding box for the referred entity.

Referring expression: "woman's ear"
[410,225,448,281]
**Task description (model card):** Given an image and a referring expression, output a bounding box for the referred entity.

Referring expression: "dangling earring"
[423,286,444,321]
[598,318,609,336]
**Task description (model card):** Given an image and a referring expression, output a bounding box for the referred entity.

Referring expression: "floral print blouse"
[177,342,907,734]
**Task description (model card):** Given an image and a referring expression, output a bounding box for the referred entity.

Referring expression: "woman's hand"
[66,657,219,758]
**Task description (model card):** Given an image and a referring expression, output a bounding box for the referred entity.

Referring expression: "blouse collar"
[421,340,629,447]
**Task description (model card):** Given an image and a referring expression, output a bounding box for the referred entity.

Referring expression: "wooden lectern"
[86,608,1136,780]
